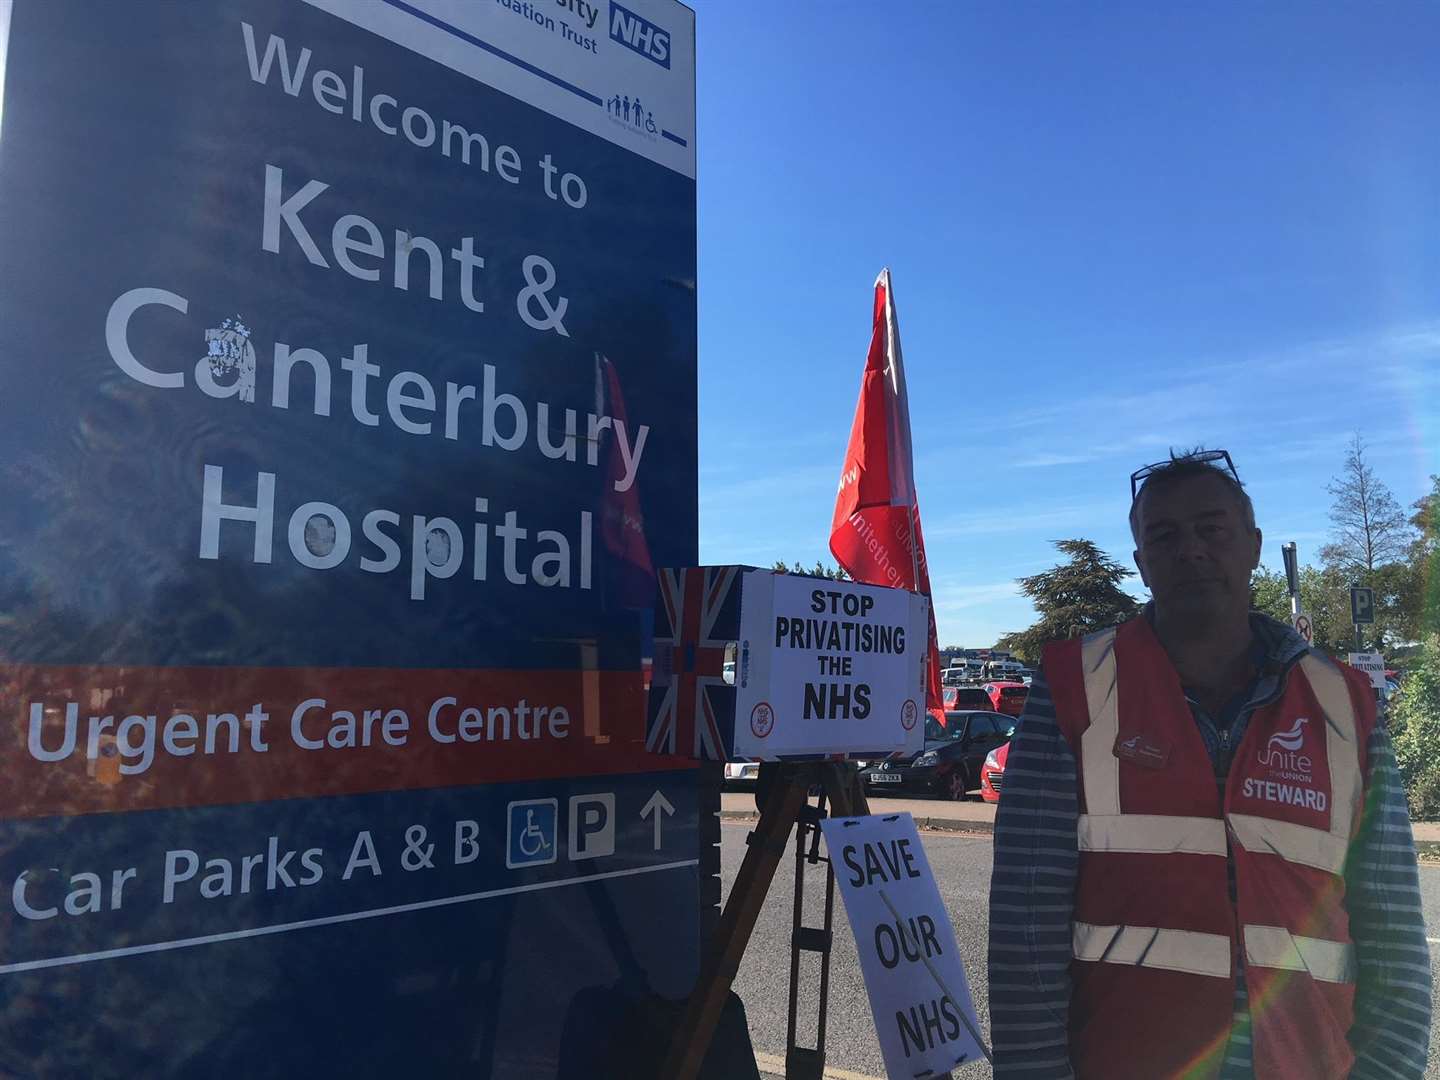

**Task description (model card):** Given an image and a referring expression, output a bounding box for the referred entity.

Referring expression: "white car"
[723,761,760,787]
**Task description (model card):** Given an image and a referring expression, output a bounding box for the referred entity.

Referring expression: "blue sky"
[692,1,1440,647]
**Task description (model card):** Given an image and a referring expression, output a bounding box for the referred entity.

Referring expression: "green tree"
[771,560,849,580]
[1408,474,1440,555]
[1389,633,1440,819]
[1409,475,1440,635]
[1372,559,1423,648]
[1249,567,1292,624]
[1252,554,1419,654]
[1247,563,1379,652]
[995,539,1141,663]
[1292,563,1369,653]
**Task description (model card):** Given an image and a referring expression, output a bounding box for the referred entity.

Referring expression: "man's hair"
[1129,448,1256,544]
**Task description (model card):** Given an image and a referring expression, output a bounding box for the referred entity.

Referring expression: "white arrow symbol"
[640,790,675,850]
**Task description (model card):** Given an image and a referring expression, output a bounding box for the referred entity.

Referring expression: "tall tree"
[996,539,1140,663]
[1319,433,1411,575]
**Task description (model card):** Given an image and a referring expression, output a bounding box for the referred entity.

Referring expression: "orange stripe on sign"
[0,664,690,819]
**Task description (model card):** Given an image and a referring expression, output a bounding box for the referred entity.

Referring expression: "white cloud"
[931,580,1022,612]
[701,463,834,499]
[925,498,1129,540]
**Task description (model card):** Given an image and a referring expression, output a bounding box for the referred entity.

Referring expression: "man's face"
[1132,472,1262,622]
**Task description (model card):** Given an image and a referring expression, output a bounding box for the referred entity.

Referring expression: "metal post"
[785,789,832,1080]
[1282,541,1301,620]
[782,764,872,1079]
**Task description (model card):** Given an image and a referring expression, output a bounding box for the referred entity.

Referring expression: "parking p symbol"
[568,793,615,861]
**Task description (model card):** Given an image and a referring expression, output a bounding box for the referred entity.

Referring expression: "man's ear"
[1250,528,1264,571]
[1133,548,1149,588]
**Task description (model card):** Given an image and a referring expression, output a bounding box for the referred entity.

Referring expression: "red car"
[980,741,1009,802]
[943,685,992,711]
[984,681,1029,718]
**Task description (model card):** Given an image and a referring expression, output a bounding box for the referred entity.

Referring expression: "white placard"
[1348,652,1388,690]
[820,814,987,1077]
[732,572,928,759]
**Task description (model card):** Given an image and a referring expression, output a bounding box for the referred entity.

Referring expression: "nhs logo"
[609,2,671,69]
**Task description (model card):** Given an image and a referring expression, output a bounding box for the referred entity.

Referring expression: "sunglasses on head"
[1130,450,1240,501]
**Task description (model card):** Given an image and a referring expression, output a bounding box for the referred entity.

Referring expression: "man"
[988,450,1430,1079]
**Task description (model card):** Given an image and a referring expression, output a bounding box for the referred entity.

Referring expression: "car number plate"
[870,774,902,783]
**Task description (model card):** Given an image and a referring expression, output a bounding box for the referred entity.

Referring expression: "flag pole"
[884,272,925,703]
[881,269,922,592]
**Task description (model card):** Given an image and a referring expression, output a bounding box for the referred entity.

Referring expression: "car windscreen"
[930,715,970,741]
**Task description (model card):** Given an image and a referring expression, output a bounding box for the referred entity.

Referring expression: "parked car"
[983,660,1026,681]
[980,741,1008,803]
[943,661,984,686]
[723,761,759,789]
[983,681,1029,718]
[943,685,992,711]
[859,711,1015,799]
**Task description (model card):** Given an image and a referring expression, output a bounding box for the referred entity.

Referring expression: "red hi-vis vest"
[1045,617,1375,1080]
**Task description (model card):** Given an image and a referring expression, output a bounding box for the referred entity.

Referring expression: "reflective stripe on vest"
[1079,628,1121,816]
[1225,814,1349,875]
[1243,925,1356,984]
[1073,920,1231,979]
[1078,813,1226,856]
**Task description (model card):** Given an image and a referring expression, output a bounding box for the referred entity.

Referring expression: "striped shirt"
[987,613,1432,1078]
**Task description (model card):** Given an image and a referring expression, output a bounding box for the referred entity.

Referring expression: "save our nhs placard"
[0,0,695,1075]
[733,572,930,759]
[820,814,987,1078]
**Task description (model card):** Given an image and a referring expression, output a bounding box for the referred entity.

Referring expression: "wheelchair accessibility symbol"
[506,798,558,868]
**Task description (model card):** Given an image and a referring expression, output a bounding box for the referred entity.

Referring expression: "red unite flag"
[595,352,655,608]
[829,269,944,723]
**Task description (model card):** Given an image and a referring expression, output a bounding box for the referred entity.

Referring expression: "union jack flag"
[646,566,741,760]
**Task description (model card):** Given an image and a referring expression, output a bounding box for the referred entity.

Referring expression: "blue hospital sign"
[0,0,697,1075]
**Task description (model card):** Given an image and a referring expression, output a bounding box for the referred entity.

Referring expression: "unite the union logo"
[1256,717,1313,781]
[1245,716,1327,810]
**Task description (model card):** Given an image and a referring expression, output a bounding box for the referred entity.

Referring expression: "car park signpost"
[0,1,698,1075]
[1351,585,1375,650]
